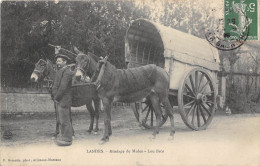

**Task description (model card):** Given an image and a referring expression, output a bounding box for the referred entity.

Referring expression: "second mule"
[74,51,176,144]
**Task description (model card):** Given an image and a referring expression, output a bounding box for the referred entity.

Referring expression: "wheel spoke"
[204,91,214,96]
[195,71,199,93]
[143,108,151,123]
[197,105,201,127]
[198,73,204,91]
[151,107,154,127]
[184,100,195,107]
[183,93,195,99]
[206,102,215,109]
[185,84,195,97]
[200,79,210,93]
[186,103,195,117]
[189,75,196,94]
[201,103,212,116]
[141,105,149,113]
[135,103,139,116]
[206,101,215,105]
[191,105,197,125]
[198,105,207,123]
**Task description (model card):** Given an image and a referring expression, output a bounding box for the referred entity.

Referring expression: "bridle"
[76,54,90,77]
[33,59,55,81]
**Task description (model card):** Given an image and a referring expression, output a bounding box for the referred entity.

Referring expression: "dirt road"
[1,109,260,166]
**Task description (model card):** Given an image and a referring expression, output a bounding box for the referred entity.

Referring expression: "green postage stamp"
[224,0,258,40]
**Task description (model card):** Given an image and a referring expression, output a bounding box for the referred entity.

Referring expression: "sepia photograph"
[1,0,260,165]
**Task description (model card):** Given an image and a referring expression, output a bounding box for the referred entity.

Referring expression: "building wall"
[1,92,86,113]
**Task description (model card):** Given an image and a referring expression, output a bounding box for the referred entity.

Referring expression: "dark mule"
[30,59,101,135]
[74,52,175,144]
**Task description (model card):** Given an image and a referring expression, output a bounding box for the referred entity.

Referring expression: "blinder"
[33,59,54,79]
[76,55,90,77]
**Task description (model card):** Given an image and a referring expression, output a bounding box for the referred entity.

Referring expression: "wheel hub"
[196,93,207,103]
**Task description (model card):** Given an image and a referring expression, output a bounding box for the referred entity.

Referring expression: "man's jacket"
[52,65,74,107]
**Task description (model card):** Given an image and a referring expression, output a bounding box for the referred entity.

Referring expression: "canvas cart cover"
[125,18,220,71]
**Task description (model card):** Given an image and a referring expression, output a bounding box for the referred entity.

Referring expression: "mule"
[30,59,101,136]
[74,51,175,144]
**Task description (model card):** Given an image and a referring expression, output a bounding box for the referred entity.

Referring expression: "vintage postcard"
[1,0,260,165]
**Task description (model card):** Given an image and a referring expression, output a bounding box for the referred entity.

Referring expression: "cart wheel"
[178,68,216,130]
[133,99,168,129]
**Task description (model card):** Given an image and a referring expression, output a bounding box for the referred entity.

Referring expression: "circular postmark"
[205,0,253,51]
[205,25,249,51]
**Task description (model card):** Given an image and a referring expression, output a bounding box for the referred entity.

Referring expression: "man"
[52,47,76,146]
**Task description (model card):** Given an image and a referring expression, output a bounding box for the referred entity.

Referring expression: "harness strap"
[93,56,108,90]
[33,69,42,73]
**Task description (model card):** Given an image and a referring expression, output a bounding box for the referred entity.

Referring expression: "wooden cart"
[125,19,221,130]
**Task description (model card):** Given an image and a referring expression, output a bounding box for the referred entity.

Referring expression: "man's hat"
[55,46,77,63]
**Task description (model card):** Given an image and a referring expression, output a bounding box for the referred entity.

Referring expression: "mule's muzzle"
[31,77,36,82]
[75,75,82,81]
[30,73,38,82]
[75,69,84,81]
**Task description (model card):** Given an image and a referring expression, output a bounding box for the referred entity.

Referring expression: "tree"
[1,1,147,88]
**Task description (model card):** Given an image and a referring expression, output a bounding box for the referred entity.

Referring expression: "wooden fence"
[223,72,260,113]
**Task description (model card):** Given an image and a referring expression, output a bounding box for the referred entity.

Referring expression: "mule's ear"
[73,46,80,54]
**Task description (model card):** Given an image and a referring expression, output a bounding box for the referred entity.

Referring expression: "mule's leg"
[162,97,175,139]
[86,100,95,133]
[93,98,100,133]
[100,97,112,144]
[149,94,162,138]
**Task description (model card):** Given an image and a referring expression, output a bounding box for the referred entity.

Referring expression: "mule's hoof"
[99,140,106,145]
[72,136,75,140]
[149,135,156,140]
[87,130,93,134]
[51,133,58,140]
[99,138,109,145]
[52,132,58,137]
[168,135,174,141]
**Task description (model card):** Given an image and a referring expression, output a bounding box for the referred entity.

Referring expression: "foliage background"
[1,0,259,112]
[1,0,221,88]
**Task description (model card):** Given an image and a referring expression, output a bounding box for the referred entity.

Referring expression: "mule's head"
[75,53,90,82]
[30,59,48,82]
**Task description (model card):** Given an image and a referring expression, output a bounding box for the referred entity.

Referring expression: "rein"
[33,69,42,75]
[76,55,90,77]
[92,56,108,90]
[33,59,55,90]
[74,56,108,90]
[76,66,87,75]
[44,60,56,94]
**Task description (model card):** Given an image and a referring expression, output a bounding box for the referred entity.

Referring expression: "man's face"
[56,57,67,69]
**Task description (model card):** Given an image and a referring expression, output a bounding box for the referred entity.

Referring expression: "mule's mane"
[46,59,53,65]
[88,52,99,62]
